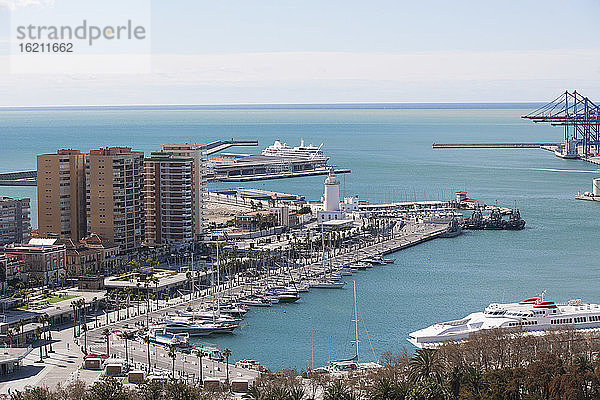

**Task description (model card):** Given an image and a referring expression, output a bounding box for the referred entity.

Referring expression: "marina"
[0,104,597,394]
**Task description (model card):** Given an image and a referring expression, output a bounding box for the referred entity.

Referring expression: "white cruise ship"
[408,294,600,348]
[262,139,326,160]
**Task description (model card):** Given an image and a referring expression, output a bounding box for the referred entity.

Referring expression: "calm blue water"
[1,106,599,370]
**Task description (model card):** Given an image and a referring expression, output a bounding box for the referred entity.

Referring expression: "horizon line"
[0,101,545,111]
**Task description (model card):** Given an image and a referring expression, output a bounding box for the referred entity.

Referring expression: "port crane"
[522,90,600,158]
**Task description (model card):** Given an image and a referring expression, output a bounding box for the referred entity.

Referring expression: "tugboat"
[440,218,462,237]
[462,208,525,231]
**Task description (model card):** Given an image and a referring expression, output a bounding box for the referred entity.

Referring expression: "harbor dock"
[83,221,449,381]
[432,142,560,149]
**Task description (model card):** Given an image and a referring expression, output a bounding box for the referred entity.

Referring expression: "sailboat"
[329,281,360,372]
[326,281,382,372]
[310,224,346,289]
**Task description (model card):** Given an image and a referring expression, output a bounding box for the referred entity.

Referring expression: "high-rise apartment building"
[144,152,194,246]
[0,196,31,245]
[161,143,206,240]
[37,149,87,240]
[86,147,145,251]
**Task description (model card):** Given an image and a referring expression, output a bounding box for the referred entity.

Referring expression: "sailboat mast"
[216,238,220,318]
[353,280,359,362]
[320,223,326,278]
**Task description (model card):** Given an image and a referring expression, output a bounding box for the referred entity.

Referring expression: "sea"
[1,104,599,370]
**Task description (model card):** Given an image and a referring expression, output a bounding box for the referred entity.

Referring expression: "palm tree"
[92,297,98,327]
[82,324,88,354]
[143,282,151,327]
[150,276,160,309]
[17,319,24,347]
[6,330,13,348]
[288,386,306,400]
[371,378,406,400]
[186,271,192,300]
[34,327,43,363]
[167,344,177,380]
[136,283,141,316]
[409,348,443,384]
[324,380,354,400]
[102,328,110,356]
[12,327,20,348]
[120,331,134,370]
[242,385,263,400]
[143,335,151,372]
[37,315,48,357]
[71,302,78,338]
[223,348,232,386]
[447,365,463,400]
[194,348,204,384]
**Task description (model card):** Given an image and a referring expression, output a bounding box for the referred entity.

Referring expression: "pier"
[432,142,559,149]
[81,221,448,381]
[0,170,37,186]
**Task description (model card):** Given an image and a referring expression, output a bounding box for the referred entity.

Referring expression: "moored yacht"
[163,317,238,336]
[408,294,600,348]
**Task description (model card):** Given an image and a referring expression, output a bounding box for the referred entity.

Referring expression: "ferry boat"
[262,139,326,160]
[408,294,600,348]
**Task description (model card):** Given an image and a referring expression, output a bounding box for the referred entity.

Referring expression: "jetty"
[432,142,559,149]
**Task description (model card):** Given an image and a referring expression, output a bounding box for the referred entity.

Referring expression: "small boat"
[163,317,238,336]
[348,263,368,271]
[176,310,241,323]
[278,293,300,303]
[310,280,346,289]
[235,359,266,372]
[296,284,310,292]
[240,297,272,307]
[363,257,384,265]
[148,329,190,348]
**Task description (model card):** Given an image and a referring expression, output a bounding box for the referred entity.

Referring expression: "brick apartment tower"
[144,152,194,246]
[160,144,205,240]
[37,149,87,240]
[86,147,145,251]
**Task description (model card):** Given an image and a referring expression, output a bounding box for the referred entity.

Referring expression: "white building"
[340,196,359,212]
[317,170,351,225]
[323,170,340,212]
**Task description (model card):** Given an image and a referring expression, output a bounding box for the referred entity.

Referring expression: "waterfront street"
[0,220,446,394]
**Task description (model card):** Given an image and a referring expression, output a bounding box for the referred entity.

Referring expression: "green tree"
[371,377,406,400]
[324,380,355,400]
[34,326,43,363]
[168,344,177,381]
[143,335,151,372]
[223,348,232,386]
[120,331,134,370]
[84,376,129,400]
[409,349,443,384]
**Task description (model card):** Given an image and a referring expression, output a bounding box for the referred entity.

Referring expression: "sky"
[0,0,599,105]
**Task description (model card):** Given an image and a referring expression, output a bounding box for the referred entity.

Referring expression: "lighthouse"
[323,169,340,211]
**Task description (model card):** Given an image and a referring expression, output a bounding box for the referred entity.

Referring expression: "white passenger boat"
[408,293,600,348]
[262,139,326,160]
